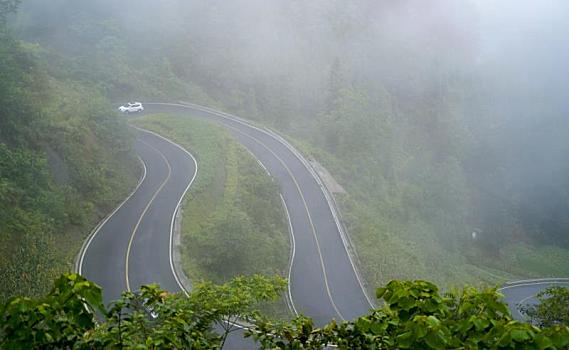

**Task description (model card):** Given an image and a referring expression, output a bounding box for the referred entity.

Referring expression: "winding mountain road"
[499,278,569,320]
[78,102,374,347]
[141,102,375,323]
[78,129,196,302]
[78,102,557,348]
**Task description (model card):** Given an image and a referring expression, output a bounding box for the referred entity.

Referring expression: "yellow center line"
[224,124,346,322]
[125,139,173,292]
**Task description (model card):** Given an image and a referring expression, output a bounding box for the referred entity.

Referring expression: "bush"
[2,275,568,349]
[520,286,569,328]
[250,280,569,349]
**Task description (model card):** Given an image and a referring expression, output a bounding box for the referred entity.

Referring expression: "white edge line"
[146,101,375,308]
[502,278,569,286]
[280,194,299,316]
[518,294,536,305]
[262,128,375,308]
[77,155,147,275]
[78,123,249,331]
[514,283,569,305]
[498,280,569,291]
[140,121,299,321]
[499,280,569,319]
[125,139,173,292]
[214,121,346,320]
[245,147,270,176]
[78,105,569,333]
[133,126,252,331]
[245,142,295,315]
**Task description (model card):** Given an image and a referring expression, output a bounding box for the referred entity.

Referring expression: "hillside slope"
[0,9,137,301]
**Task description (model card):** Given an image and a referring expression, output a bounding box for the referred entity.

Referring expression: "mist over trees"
[0,0,137,300]
[6,0,569,288]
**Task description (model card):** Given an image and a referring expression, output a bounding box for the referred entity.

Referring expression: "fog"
[10,0,569,283]
[468,0,569,247]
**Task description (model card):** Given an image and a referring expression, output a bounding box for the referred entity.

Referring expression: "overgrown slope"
[0,9,138,301]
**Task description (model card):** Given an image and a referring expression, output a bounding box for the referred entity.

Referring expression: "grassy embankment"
[282,136,569,295]
[0,71,139,301]
[133,114,291,317]
[1,6,142,302]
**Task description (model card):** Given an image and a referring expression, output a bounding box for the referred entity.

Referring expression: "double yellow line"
[123,118,346,320]
[223,124,347,321]
[124,139,173,292]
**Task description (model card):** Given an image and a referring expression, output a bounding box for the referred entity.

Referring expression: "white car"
[118,102,144,113]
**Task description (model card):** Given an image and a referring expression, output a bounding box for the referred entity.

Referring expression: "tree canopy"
[2,274,568,349]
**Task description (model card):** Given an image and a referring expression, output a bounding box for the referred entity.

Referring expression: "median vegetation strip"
[133,114,290,316]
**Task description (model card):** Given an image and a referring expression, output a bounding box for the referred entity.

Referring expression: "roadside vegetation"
[132,115,289,284]
[2,274,568,349]
[286,135,569,294]
[520,286,569,328]
[0,2,138,302]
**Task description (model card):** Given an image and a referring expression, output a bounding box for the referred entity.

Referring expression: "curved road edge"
[75,156,147,275]
[149,101,376,309]
[129,126,199,296]
[499,278,569,320]
[75,127,198,299]
[263,124,375,308]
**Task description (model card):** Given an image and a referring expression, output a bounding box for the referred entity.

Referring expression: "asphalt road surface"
[78,102,375,348]
[140,102,375,324]
[499,279,569,320]
[79,129,196,303]
[78,102,566,348]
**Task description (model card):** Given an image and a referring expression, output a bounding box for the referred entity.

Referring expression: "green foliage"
[10,0,569,302]
[249,280,569,349]
[0,23,48,146]
[0,8,138,302]
[0,273,104,349]
[0,273,285,349]
[85,284,221,349]
[191,275,287,348]
[2,275,569,349]
[520,287,569,328]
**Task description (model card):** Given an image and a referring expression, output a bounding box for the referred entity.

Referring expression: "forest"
[0,0,138,301]
[2,0,569,298]
[2,0,569,348]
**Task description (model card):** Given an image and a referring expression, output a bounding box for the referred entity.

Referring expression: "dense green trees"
[252,281,569,349]
[2,275,568,349]
[0,273,286,349]
[0,2,137,301]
